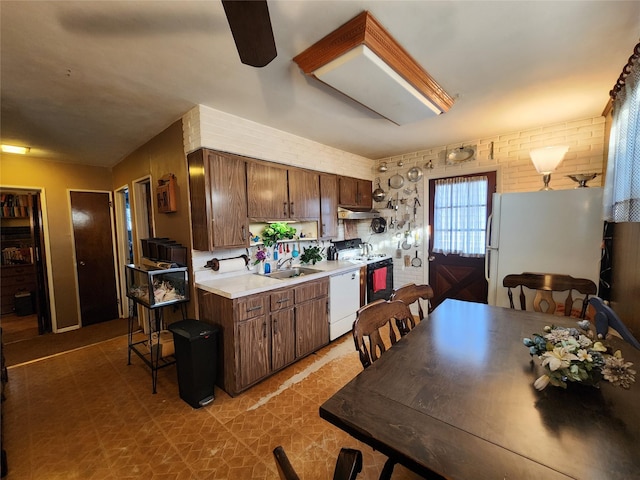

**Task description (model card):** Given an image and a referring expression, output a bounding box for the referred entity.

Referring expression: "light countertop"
[196,259,369,299]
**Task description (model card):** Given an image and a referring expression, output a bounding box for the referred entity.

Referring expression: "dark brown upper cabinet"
[188,149,249,250]
[338,176,373,210]
[247,161,320,221]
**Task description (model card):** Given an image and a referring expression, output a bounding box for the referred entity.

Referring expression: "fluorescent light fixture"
[530,145,569,190]
[1,144,31,155]
[293,11,454,125]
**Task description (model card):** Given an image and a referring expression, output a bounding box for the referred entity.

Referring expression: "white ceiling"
[1,1,639,168]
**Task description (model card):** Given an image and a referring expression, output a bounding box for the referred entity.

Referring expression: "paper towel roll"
[216,257,248,273]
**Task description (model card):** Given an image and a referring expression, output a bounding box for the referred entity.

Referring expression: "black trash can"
[168,319,219,409]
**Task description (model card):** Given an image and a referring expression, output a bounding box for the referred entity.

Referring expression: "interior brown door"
[428,172,496,309]
[31,192,52,334]
[71,191,118,325]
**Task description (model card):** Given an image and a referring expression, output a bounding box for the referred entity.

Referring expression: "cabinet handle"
[289,202,294,216]
[283,202,287,216]
[241,225,247,241]
[263,321,267,338]
[246,305,262,312]
[273,318,278,334]
[276,298,290,304]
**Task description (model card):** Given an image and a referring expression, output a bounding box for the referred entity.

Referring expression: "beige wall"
[0,154,112,330]
[112,120,194,319]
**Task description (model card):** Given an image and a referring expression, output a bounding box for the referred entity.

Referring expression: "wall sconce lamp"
[529,145,569,190]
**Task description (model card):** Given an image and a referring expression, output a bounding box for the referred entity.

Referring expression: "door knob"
[428,256,435,262]
[79,260,86,266]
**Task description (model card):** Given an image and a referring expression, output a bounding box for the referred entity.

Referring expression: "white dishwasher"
[329,269,361,341]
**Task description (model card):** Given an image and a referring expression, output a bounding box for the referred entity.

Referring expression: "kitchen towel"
[373,266,387,293]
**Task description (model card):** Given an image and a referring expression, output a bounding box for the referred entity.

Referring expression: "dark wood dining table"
[320,299,640,480]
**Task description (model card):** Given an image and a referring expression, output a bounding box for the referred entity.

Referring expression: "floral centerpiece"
[523,321,636,391]
[253,247,268,265]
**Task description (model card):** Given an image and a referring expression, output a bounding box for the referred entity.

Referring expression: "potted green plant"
[300,245,324,265]
[260,223,296,247]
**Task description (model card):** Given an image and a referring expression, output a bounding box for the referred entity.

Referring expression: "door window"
[432,176,488,257]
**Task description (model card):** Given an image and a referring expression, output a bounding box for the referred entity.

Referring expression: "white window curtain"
[433,176,488,257]
[603,44,640,222]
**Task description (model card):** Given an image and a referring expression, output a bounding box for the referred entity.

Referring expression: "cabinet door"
[188,149,249,250]
[247,162,289,220]
[319,174,338,239]
[271,307,295,371]
[236,315,271,389]
[296,297,329,358]
[208,152,249,248]
[288,169,320,220]
[356,179,373,209]
[338,176,358,207]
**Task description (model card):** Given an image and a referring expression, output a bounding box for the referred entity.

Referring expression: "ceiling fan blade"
[221,0,277,68]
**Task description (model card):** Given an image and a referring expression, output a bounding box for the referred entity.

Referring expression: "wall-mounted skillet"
[411,251,422,267]
[371,217,387,234]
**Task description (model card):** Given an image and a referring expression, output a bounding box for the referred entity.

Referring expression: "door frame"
[68,189,120,328]
[131,176,155,331]
[0,184,57,331]
[131,175,155,264]
[424,166,502,286]
[113,185,132,318]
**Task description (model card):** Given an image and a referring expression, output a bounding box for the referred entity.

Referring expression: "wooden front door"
[428,172,496,309]
[70,191,118,325]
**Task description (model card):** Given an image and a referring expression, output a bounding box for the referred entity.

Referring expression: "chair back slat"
[353,300,413,369]
[503,273,597,319]
[390,283,434,327]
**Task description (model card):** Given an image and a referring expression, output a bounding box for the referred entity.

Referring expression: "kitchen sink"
[264,267,322,280]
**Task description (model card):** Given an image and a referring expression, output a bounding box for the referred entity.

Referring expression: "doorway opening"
[131,177,155,332]
[428,171,496,309]
[114,186,133,318]
[0,187,52,343]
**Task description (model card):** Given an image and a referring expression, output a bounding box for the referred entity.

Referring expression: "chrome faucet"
[277,257,294,270]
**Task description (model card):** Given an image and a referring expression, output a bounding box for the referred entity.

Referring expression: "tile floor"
[2,333,424,479]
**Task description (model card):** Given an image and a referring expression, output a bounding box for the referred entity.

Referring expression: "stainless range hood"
[337,207,381,220]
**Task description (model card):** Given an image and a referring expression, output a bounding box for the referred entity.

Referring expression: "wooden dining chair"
[390,283,434,329]
[589,297,640,350]
[352,300,414,369]
[502,273,597,319]
[273,445,363,480]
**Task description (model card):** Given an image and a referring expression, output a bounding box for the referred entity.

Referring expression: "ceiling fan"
[221,0,277,67]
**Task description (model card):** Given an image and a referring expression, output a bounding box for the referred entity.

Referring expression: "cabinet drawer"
[270,290,294,311]
[294,278,329,303]
[236,295,268,321]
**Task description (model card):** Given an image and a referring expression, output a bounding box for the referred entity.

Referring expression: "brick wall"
[376,116,605,193]
[182,105,373,180]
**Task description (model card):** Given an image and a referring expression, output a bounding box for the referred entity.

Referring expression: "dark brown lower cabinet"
[198,277,329,396]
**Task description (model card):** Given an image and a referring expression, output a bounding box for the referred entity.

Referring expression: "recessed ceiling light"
[1,144,31,154]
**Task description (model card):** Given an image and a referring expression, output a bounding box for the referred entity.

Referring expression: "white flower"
[576,349,592,362]
[534,374,550,391]
[541,347,578,371]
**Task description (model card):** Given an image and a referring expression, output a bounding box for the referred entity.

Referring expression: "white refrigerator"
[485,188,604,308]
